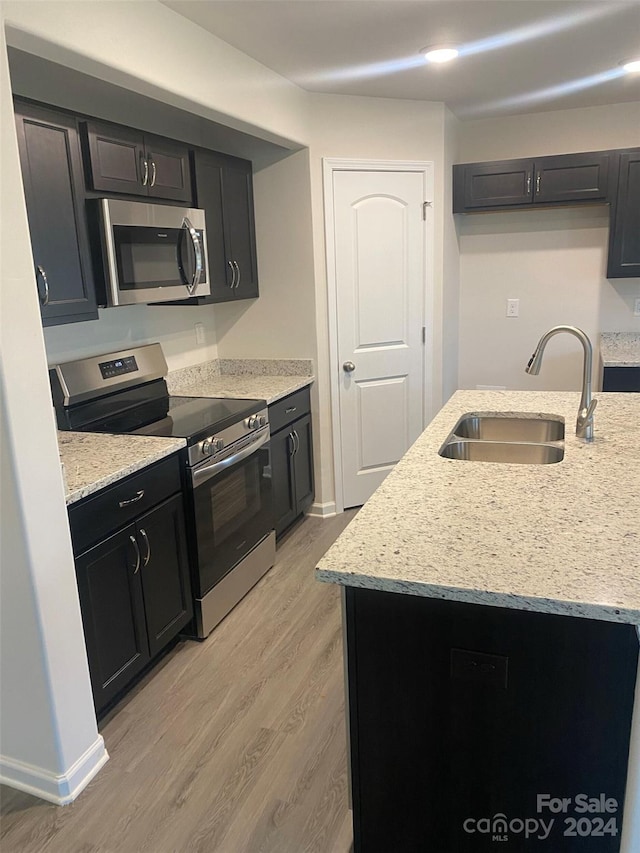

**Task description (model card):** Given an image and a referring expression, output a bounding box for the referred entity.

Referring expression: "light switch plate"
[634,298,640,317]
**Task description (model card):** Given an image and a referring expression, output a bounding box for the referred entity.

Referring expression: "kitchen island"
[317,390,640,853]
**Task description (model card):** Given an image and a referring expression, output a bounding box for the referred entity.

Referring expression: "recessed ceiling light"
[422,46,459,64]
[622,58,640,73]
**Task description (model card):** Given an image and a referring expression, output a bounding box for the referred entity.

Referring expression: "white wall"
[214,148,317,361]
[0,19,107,803]
[457,102,640,391]
[307,94,449,508]
[44,305,219,371]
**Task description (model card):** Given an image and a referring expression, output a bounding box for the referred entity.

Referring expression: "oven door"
[189,430,273,597]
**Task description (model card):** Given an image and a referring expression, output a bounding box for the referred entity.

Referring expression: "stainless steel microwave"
[98,199,210,306]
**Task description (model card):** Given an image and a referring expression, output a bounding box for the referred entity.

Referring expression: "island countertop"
[316,390,640,625]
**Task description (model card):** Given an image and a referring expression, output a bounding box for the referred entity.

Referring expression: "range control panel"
[99,355,139,380]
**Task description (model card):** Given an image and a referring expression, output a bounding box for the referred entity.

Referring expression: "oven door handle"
[191,429,270,489]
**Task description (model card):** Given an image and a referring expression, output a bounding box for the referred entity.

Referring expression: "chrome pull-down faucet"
[525,325,597,441]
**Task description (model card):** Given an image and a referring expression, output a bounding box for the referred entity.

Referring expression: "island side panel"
[345,587,638,853]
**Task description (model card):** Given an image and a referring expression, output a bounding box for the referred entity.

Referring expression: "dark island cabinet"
[269,388,314,538]
[607,149,640,278]
[82,120,192,203]
[346,588,638,853]
[168,149,258,305]
[454,151,612,212]
[69,456,192,715]
[14,101,98,326]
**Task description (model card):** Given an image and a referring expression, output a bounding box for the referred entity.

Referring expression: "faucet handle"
[584,398,598,420]
[578,397,598,427]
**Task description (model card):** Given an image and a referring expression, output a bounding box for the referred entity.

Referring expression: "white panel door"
[333,169,426,508]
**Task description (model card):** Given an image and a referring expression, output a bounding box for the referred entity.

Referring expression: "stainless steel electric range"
[51,343,275,638]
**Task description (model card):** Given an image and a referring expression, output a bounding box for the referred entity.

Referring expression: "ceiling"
[161,0,640,119]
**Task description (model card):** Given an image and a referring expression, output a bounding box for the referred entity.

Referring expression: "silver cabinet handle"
[293,429,300,455]
[182,217,203,295]
[139,528,151,567]
[233,260,241,289]
[536,172,541,194]
[129,535,141,574]
[150,159,157,188]
[285,406,297,415]
[36,265,49,306]
[343,361,356,372]
[227,259,236,288]
[288,431,295,456]
[526,173,531,194]
[141,154,149,187]
[119,489,144,508]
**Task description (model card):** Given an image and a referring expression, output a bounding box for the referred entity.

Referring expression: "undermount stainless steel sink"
[439,440,564,465]
[439,412,565,465]
[453,415,564,443]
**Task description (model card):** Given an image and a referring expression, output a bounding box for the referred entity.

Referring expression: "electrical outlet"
[634,298,640,317]
[506,298,519,318]
[195,322,205,345]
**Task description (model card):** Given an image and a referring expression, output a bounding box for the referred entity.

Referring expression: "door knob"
[343,361,356,373]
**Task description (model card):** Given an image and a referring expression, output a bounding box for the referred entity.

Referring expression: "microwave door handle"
[182,217,203,295]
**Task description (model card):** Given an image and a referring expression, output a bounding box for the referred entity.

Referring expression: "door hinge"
[422,201,432,220]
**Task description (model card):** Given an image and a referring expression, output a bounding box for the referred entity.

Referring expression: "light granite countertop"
[167,358,314,404]
[317,390,640,625]
[601,333,640,367]
[59,432,186,506]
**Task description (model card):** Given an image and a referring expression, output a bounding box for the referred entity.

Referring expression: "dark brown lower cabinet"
[603,367,640,392]
[71,469,192,715]
[346,588,638,853]
[269,389,315,538]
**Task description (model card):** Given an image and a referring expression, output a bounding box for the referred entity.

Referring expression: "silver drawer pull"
[285,407,297,414]
[119,489,144,508]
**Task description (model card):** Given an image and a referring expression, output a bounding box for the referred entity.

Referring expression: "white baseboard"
[307,501,338,519]
[0,735,109,805]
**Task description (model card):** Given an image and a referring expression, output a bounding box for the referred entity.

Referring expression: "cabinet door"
[453,160,534,211]
[270,426,298,537]
[534,152,611,204]
[75,526,150,714]
[15,102,98,326]
[145,134,192,203]
[607,150,640,278]
[603,366,640,392]
[222,158,259,299]
[83,121,147,196]
[137,494,193,657]
[191,149,235,300]
[292,413,314,516]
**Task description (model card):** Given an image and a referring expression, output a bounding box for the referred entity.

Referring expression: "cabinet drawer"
[269,386,311,434]
[69,454,182,555]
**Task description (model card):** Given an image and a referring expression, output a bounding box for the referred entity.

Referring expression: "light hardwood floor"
[1,512,357,853]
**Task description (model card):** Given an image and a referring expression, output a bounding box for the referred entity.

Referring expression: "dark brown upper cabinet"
[15,100,98,326]
[166,148,259,305]
[82,121,192,203]
[607,149,640,278]
[453,151,612,213]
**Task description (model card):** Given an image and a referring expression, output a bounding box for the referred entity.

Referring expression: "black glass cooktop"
[131,395,265,442]
[58,379,265,444]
